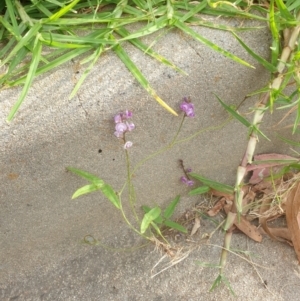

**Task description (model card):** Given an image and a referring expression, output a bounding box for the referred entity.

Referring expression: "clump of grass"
[0,0,266,121]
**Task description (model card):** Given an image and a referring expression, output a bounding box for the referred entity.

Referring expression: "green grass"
[0,0,271,121]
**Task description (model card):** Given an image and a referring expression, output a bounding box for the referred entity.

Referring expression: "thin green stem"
[125,146,139,222]
[119,115,232,194]
[119,195,147,239]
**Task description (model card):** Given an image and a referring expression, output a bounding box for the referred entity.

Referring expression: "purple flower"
[122,110,132,119]
[124,141,133,149]
[113,111,135,138]
[115,122,127,133]
[114,114,123,123]
[181,176,194,187]
[114,110,135,149]
[180,98,195,117]
[126,121,135,132]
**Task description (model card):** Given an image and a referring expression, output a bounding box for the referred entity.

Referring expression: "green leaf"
[141,205,163,223]
[115,26,187,75]
[179,0,207,22]
[215,94,251,127]
[140,207,161,234]
[164,220,187,233]
[67,167,104,186]
[175,20,254,69]
[232,32,277,72]
[189,173,234,194]
[210,274,223,292]
[69,45,104,99]
[150,221,164,238]
[277,135,300,146]
[100,183,120,209]
[118,16,168,41]
[275,0,294,21]
[210,274,235,295]
[48,0,81,21]
[72,184,100,199]
[67,167,120,209]
[216,93,268,140]
[7,36,42,121]
[189,186,210,196]
[163,195,180,219]
[113,42,178,116]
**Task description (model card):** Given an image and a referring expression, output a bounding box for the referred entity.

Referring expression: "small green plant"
[68,98,198,247]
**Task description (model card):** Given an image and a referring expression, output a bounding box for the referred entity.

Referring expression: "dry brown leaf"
[190,217,200,236]
[223,202,262,242]
[286,182,300,263]
[207,198,226,217]
[210,189,234,201]
[246,154,298,184]
[260,227,292,244]
[234,216,263,242]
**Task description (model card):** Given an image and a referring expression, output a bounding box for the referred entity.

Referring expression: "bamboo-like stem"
[218,11,300,276]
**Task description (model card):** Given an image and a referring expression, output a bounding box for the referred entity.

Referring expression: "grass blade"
[8,48,90,87]
[69,45,104,99]
[113,42,178,116]
[189,173,234,194]
[214,94,251,127]
[189,186,210,196]
[175,20,254,68]
[7,36,42,121]
[232,32,277,72]
[48,0,81,21]
[116,26,187,75]
[163,195,180,219]
[1,22,42,66]
[164,220,187,233]
[179,0,207,22]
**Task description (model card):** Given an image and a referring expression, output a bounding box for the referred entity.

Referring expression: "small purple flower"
[124,141,133,149]
[114,114,123,123]
[186,168,192,173]
[180,98,195,117]
[122,110,132,119]
[126,121,135,132]
[115,122,127,133]
[181,176,194,187]
[114,110,135,149]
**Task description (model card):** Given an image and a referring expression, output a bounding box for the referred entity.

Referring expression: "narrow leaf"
[175,20,254,68]
[164,220,187,233]
[114,42,177,116]
[140,207,161,234]
[189,173,234,194]
[67,167,104,186]
[163,195,180,219]
[7,37,42,121]
[189,186,210,196]
[232,32,277,72]
[100,184,120,209]
[48,0,81,21]
[215,94,251,127]
[72,184,100,199]
[141,205,163,224]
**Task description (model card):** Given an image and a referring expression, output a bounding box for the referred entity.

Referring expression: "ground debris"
[207,153,300,263]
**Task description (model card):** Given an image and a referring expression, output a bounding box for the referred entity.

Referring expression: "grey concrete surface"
[0,17,299,300]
